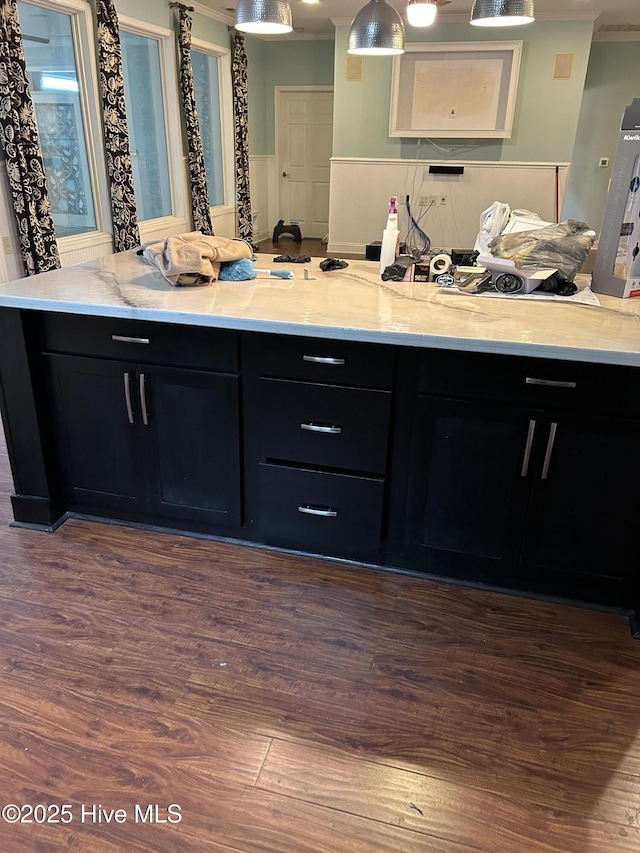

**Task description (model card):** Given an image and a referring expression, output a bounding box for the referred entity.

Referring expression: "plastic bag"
[474,201,511,255]
[488,219,596,280]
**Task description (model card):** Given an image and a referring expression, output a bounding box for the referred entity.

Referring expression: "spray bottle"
[379,196,400,275]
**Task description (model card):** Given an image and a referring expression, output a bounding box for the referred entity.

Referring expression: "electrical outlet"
[439,196,447,205]
[2,235,14,255]
[419,195,437,207]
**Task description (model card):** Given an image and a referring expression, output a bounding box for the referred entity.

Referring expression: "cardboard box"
[413,261,430,283]
[592,98,640,298]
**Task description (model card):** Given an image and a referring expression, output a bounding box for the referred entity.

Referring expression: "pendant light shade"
[407,0,437,28]
[235,0,293,34]
[348,0,405,56]
[470,0,534,27]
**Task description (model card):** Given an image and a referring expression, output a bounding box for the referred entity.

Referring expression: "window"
[120,30,172,221]
[191,45,233,209]
[18,0,97,237]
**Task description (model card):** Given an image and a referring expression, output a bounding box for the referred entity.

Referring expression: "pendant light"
[235,0,293,34]
[470,0,534,27]
[348,0,405,56]
[407,0,437,28]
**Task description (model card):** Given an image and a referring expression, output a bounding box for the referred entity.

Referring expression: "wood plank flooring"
[254,237,363,260]
[1,427,640,852]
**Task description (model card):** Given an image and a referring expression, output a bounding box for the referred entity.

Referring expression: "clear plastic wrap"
[488,219,596,280]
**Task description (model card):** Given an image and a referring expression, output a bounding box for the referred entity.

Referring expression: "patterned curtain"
[0,0,60,276]
[231,32,254,246]
[93,0,140,252]
[174,5,213,236]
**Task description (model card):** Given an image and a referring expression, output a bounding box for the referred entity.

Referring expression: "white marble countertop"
[1,251,640,366]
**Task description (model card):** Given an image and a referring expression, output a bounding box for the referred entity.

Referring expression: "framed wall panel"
[389,41,522,139]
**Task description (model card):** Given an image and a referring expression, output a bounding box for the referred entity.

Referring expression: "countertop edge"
[3,297,640,368]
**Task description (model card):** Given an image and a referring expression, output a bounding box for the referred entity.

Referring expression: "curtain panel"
[93,0,140,252]
[174,5,213,236]
[231,31,254,246]
[0,0,60,276]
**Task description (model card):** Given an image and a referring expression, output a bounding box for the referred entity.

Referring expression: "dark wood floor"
[1,428,640,851]
[254,237,363,260]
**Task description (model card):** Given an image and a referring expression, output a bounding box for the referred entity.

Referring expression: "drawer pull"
[301,422,342,435]
[303,355,346,366]
[526,377,576,389]
[139,373,149,426]
[521,419,536,478]
[298,505,338,518]
[541,422,558,480]
[123,372,134,424]
[112,334,150,345]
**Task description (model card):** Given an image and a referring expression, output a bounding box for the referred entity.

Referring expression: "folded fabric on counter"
[139,232,253,286]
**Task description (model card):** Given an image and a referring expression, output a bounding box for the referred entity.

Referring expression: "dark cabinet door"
[44,356,242,529]
[143,366,242,528]
[43,354,146,514]
[405,395,640,603]
[404,396,534,584]
[520,413,640,603]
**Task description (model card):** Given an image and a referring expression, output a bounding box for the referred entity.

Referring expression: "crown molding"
[593,31,640,42]
[190,2,235,25]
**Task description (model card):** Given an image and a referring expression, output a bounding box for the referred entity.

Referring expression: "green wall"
[110,2,638,233]
[245,38,335,155]
[116,0,229,44]
[563,42,640,231]
[333,20,594,162]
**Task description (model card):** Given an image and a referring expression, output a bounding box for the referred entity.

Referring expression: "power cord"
[403,194,432,258]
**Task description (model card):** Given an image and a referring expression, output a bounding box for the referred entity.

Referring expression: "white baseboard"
[327,241,365,255]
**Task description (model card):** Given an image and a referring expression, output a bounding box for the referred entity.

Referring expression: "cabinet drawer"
[418,349,640,418]
[243,332,394,389]
[258,378,391,473]
[259,462,384,560]
[35,313,238,372]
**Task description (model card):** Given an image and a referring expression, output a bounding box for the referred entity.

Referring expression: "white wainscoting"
[327,157,570,256]
[249,155,277,243]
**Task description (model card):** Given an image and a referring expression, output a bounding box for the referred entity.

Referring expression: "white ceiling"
[201,0,640,37]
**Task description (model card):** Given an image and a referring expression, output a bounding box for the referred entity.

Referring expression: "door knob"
[282,171,289,177]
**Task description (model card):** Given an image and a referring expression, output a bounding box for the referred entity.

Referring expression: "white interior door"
[277,88,333,240]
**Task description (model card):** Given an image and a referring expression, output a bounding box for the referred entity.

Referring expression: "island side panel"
[0,308,64,527]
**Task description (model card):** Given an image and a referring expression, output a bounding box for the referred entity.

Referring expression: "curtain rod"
[170,2,195,11]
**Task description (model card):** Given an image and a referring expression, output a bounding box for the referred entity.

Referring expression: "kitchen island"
[1,252,639,634]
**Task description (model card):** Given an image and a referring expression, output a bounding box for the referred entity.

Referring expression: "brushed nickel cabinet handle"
[298,505,338,518]
[139,373,149,426]
[302,355,346,366]
[541,422,558,480]
[521,419,536,478]
[112,334,150,345]
[301,422,342,434]
[123,372,134,424]
[526,377,576,389]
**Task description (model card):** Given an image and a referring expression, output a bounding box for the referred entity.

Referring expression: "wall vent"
[598,23,640,33]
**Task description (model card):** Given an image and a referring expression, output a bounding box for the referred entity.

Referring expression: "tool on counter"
[218,258,293,280]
